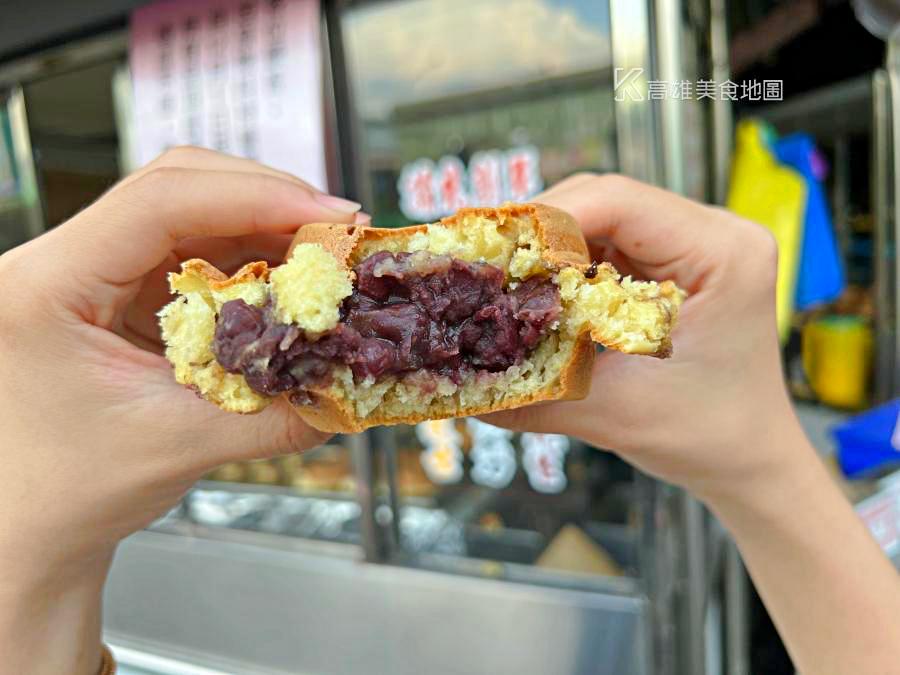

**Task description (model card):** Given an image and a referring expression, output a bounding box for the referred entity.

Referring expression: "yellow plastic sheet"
[727,120,806,341]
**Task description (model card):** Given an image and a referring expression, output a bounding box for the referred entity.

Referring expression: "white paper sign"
[467,419,517,490]
[129,0,326,188]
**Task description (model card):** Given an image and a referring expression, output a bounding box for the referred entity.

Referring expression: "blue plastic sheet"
[833,399,900,478]
[774,134,846,310]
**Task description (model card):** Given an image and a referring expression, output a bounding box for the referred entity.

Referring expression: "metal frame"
[887,35,900,402]
[0,30,128,237]
[0,30,127,91]
[2,86,44,240]
[873,68,895,403]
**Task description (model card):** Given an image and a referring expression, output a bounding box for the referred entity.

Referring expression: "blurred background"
[1,0,900,673]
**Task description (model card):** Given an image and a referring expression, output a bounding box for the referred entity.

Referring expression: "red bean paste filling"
[212,251,562,398]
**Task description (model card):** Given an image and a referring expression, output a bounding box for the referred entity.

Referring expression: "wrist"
[0,545,113,675]
[694,410,824,523]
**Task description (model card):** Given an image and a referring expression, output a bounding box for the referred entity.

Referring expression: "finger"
[138,356,331,470]
[533,172,595,201]
[478,350,649,447]
[56,167,361,288]
[174,233,295,269]
[112,146,322,196]
[203,397,333,466]
[536,173,734,292]
[586,238,642,279]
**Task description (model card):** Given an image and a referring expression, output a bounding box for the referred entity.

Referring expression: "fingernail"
[354,211,372,225]
[313,193,362,214]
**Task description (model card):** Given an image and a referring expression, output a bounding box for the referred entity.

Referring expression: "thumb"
[478,350,627,442]
[142,361,331,473]
[477,400,566,435]
[214,398,333,464]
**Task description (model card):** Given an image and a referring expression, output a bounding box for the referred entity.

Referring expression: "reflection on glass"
[388,421,636,580]
[156,441,364,546]
[342,0,617,226]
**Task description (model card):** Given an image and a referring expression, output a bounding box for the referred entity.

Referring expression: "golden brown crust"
[287,222,363,269]
[289,202,591,269]
[178,258,271,289]
[292,333,596,433]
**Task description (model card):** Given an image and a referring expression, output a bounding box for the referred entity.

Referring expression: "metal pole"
[609,0,659,184]
[681,492,708,675]
[654,0,686,194]
[651,0,708,667]
[709,0,733,205]
[724,541,750,675]
[873,68,896,403]
[6,86,45,237]
[374,425,402,551]
[832,135,852,262]
[887,34,900,398]
[348,431,385,562]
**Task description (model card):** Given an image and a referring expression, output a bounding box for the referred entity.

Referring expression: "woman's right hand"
[490,173,900,675]
[485,173,812,507]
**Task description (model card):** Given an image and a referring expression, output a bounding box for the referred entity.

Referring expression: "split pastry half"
[159,203,684,432]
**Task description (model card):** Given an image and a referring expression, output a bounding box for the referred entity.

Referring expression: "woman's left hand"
[0,147,362,674]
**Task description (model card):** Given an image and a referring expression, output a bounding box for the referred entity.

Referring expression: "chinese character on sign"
[436,156,468,213]
[397,146,543,221]
[469,150,504,206]
[505,146,542,203]
[763,80,783,102]
[522,433,570,494]
[696,79,717,100]
[417,420,464,485]
[398,159,438,221]
[467,420,517,490]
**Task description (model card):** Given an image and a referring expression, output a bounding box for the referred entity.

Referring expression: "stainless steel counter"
[104,530,651,675]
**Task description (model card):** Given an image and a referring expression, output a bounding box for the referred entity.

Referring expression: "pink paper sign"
[130,0,326,189]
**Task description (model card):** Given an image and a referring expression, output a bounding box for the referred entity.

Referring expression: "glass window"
[383,421,639,582]
[23,60,123,228]
[338,0,634,586]
[169,440,364,546]
[341,0,617,227]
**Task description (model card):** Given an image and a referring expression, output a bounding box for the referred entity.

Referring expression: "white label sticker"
[522,433,570,494]
[467,419,516,490]
[417,420,464,485]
